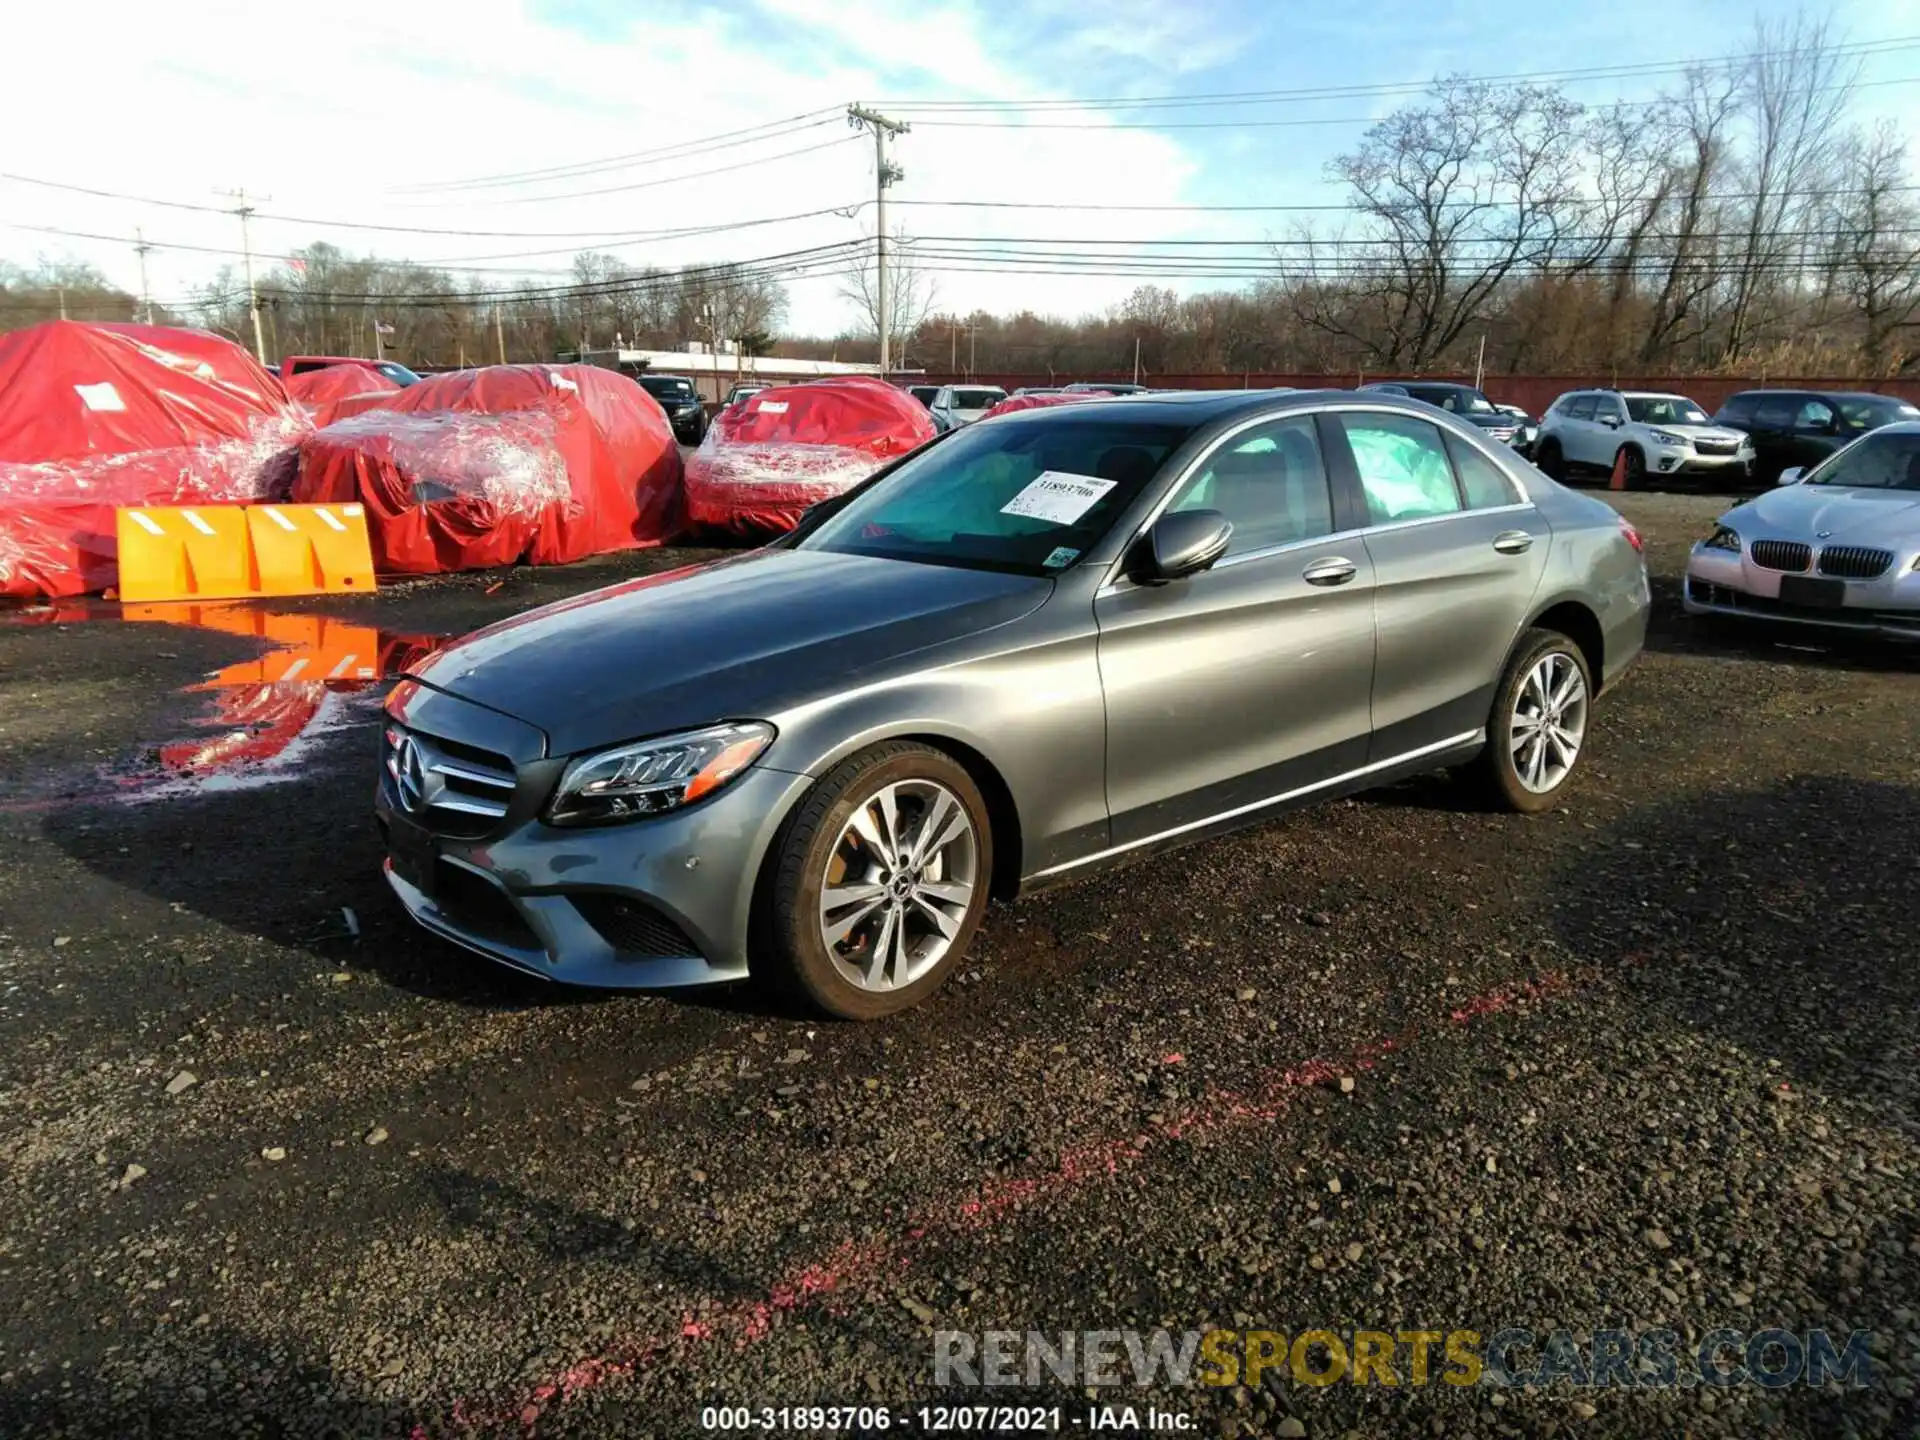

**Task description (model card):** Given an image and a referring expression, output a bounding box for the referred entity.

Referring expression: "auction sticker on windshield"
[1001,471,1116,525]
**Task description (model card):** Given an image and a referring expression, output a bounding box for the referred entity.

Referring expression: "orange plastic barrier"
[114,503,374,603]
[246,503,376,597]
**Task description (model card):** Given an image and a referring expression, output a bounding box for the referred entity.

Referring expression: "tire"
[1536,438,1566,481]
[1467,628,1594,815]
[1617,445,1645,490]
[756,742,993,1020]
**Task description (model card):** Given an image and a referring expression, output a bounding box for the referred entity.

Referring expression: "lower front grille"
[573,896,702,958]
[1817,545,1894,580]
[1688,577,1920,629]
[436,863,542,950]
[1749,540,1811,572]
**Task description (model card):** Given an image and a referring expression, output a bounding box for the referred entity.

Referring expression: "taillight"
[1618,517,1644,552]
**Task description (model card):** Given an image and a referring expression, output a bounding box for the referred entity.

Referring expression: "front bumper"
[1651,445,1752,481]
[1683,546,1920,638]
[377,759,815,989]
[669,411,707,441]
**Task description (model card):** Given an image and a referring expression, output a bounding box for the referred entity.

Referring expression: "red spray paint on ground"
[417,960,1625,1436]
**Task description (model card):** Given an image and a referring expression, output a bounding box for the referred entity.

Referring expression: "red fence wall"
[913,372,1920,414]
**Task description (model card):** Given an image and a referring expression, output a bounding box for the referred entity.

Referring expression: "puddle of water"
[1,600,444,803]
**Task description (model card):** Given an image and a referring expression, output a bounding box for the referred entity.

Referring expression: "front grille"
[435,862,542,949]
[1749,540,1811,572]
[1695,439,1741,456]
[573,896,702,959]
[1816,546,1894,580]
[384,725,516,838]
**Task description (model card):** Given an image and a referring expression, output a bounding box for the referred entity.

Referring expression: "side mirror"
[1127,510,1233,585]
[1599,414,1622,428]
[1777,467,1804,486]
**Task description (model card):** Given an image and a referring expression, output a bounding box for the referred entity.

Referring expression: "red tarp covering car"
[683,376,936,535]
[979,390,1112,419]
[284,364,402,427]
[290,363,684,575]
[0,321,307,598]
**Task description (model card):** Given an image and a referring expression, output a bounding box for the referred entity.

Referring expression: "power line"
[391,108,846,193]
[903,74,1920,130]
[884,35,1920,112]
[893,184,1920,214]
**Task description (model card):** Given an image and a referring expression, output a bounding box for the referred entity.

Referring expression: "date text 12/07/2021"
[699,1405,1194,1432]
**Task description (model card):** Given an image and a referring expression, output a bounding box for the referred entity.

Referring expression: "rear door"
[1558,394,1598,465]
[1748,395,1799,481]
[1095,411,1377,845]
[1324,409,1549,760]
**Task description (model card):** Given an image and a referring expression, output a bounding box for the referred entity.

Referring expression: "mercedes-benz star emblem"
[396,735,429,814]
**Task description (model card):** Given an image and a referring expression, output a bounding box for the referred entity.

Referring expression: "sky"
[5,0,1920,342]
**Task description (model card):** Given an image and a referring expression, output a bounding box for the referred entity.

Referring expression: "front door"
[1321,411,1550,758]
[1095,413,1377,846]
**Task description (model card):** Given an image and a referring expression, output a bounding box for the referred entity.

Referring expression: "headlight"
[545,722,774,826]
[1702,526,1741,553]
[1649,430,1688,447]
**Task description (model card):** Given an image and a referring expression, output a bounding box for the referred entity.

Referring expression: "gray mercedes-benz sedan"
[378,390,1649,1018]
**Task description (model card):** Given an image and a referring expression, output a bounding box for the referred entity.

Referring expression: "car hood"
[1724,484,1920,543]
[409,548,1054,756]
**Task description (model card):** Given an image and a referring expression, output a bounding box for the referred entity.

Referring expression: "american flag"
[286,256,307,274]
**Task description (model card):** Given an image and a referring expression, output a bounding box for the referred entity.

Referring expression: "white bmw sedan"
[1685,421,1920,639]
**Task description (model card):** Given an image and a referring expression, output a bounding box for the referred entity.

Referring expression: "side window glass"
[1753,398,1795,429]
[1167,416,1334,557]
[1337,414,1464,525]
[1444,432,1520,510]
[1796,400,1836,430]
[1565,395,1596,421]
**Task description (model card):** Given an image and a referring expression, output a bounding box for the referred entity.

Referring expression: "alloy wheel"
[1510,651,1588,794]
[818,779,979,992]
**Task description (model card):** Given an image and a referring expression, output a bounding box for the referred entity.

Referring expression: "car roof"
[641,373,693,382]
[1366,379,1475,391]
[983,387,1388,429]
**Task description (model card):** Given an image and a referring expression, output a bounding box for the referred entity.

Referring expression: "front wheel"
[756,743,993,1019]
[1467,629,1593,814]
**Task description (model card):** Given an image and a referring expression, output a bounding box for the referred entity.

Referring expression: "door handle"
[1492,530,1534,555]
[1302,556,1358,586]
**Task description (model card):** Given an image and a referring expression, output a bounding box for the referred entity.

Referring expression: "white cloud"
[0,0,1247,339]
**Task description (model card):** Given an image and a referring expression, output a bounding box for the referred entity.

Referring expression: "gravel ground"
[1,493,1917,1439]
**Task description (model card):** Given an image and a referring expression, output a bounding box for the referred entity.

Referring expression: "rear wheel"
[1467,629,1593,814]
[757,743,993,1019]
[1535,438,1566,480]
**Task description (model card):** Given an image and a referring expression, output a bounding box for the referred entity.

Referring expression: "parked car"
[1711,389,1920,486]
[906,385,941,410]
[725,383,767,409]
[636,373,709,444]
[378,390,1648,1018]
[928,384,1008,433]
[1359,381,1526,451]
[1492,403,1540,459]
[1684,421,1920,638]
[281,355,421,387]
[1065,381,1149,395]
[1533,389,1752,488]
[1009,387,1064,398]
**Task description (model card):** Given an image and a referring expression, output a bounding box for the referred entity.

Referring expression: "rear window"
[640,377,696,400]
[951,388,1005,409]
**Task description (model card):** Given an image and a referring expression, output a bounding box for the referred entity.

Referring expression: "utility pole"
[494,302,507,364]
[219,187,269,363]
[969,321,976,379]
[848,104,909,376]
[1473,333,1487,392]
[133,229,154,325]
[1133,335,1142,386]
[57,284,68,321]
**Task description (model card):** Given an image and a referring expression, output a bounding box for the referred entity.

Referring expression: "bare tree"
[1824,119,1920,373]
[1639,64,1741,364]
[839,227,938,363]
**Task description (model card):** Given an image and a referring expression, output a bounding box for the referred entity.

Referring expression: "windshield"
[1804,428,1920,488]
[1838,397,1920,429]
[909,387,939,406]
[1626,395,1708,425]
[640,377,695,400]
[377,362,422,386]
[797,416,1191,576]
[951,388,1005,410]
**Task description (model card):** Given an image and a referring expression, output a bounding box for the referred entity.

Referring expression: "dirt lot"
[1,494,1917,1439]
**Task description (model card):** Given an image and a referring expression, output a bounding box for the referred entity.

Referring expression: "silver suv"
[1535,390,1753,488]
